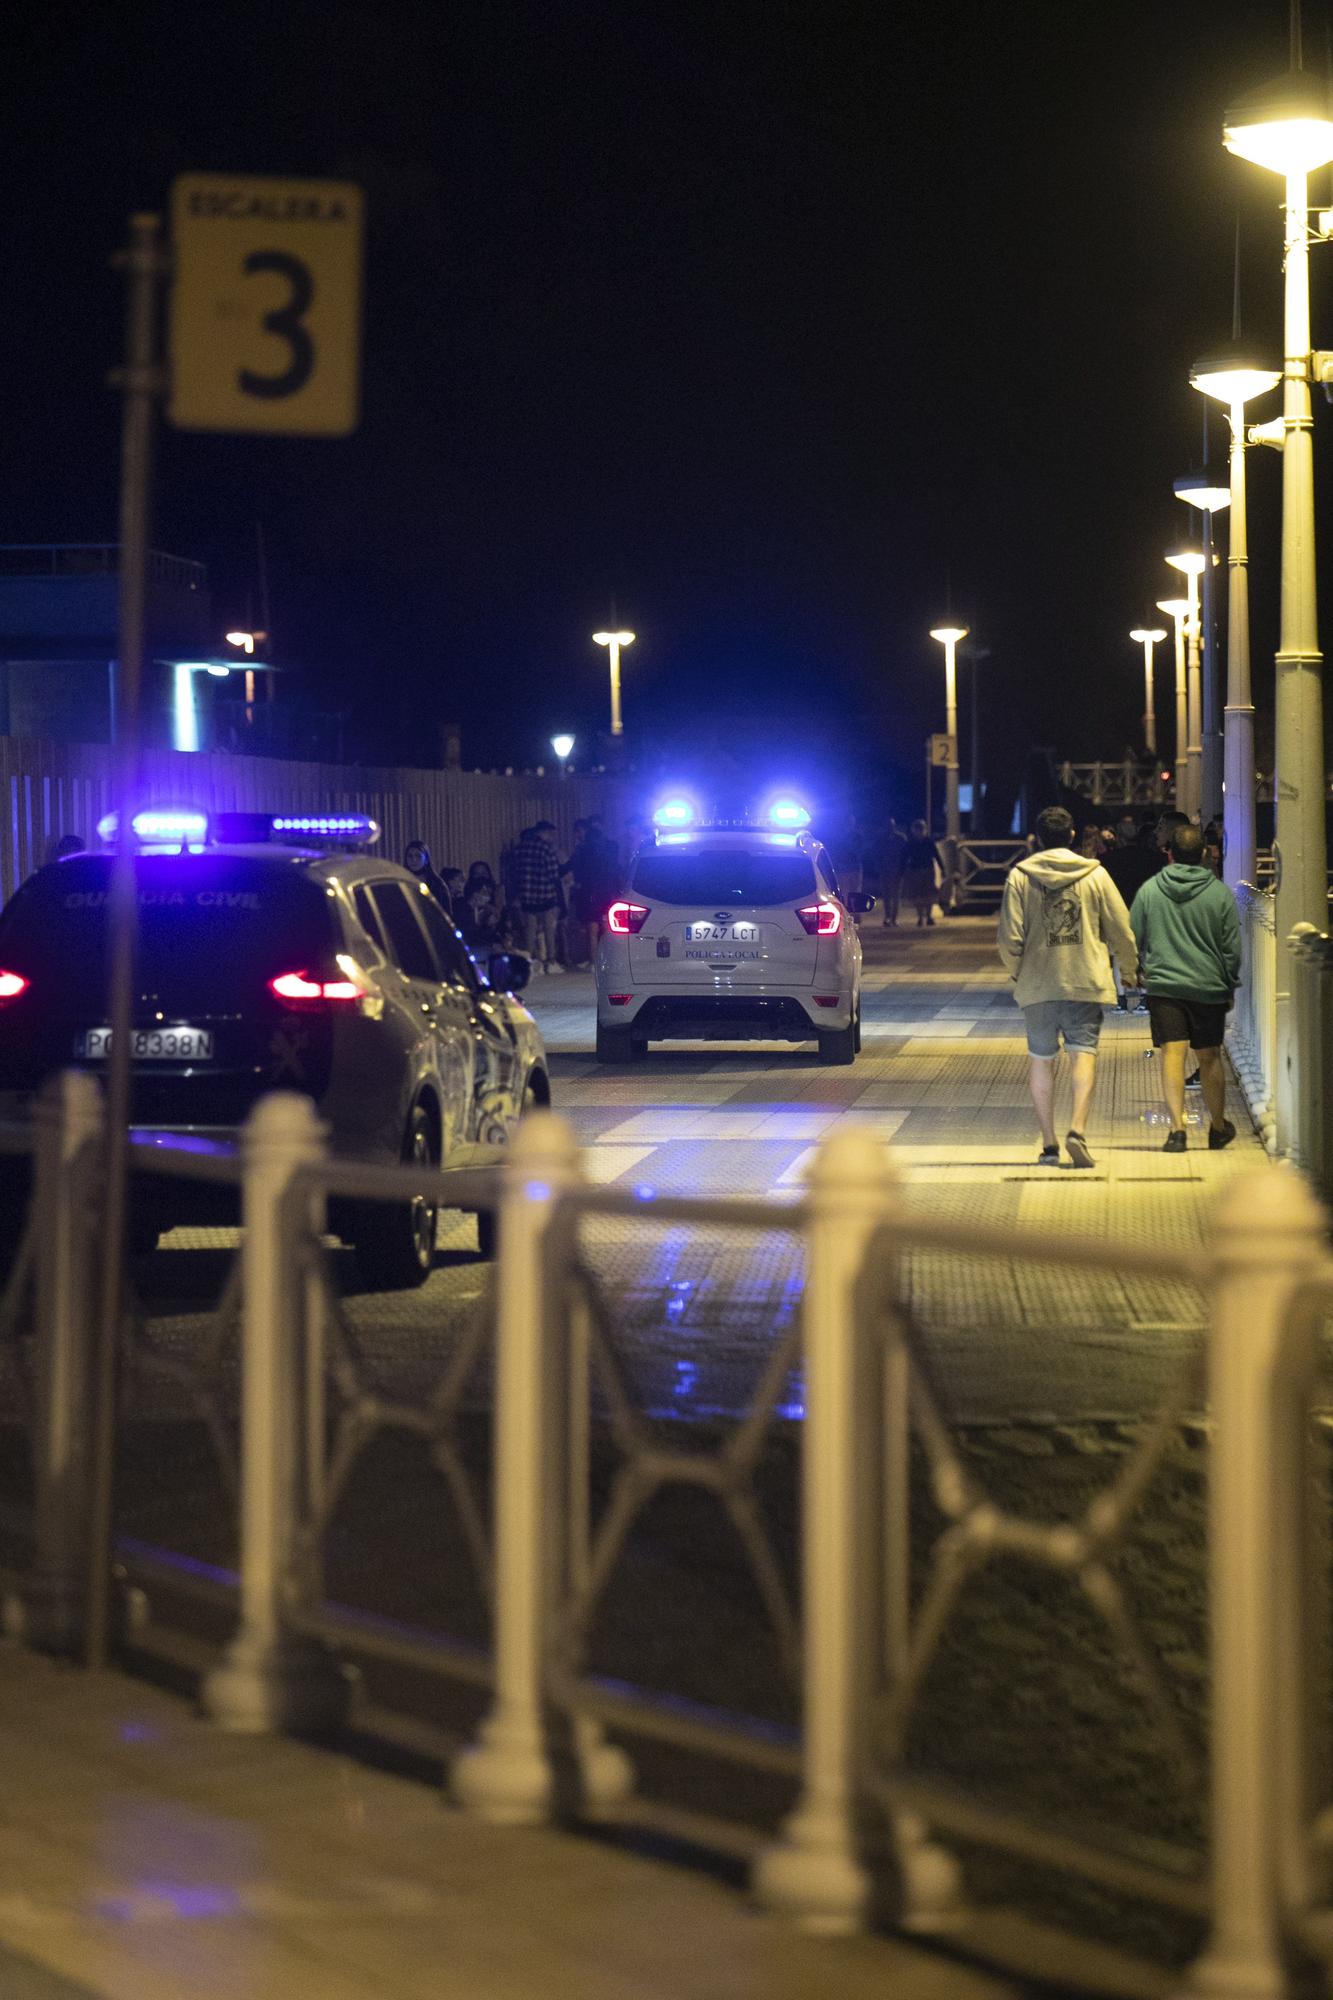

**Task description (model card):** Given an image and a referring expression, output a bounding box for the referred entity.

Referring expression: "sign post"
[85,177,363,1668]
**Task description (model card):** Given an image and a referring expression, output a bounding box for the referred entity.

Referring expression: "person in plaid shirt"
[511,821,564,973]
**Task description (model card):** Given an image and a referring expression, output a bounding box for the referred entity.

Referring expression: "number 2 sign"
[168,174,363,436]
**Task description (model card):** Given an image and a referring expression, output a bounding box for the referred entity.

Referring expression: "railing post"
[452,1110,588,1824]
[202,1093,347,1733]
[1178,1167,1329,2000]
[753,1128,895,1934]
[15,1070,103,1652]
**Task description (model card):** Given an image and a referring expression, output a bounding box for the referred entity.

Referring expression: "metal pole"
[85,212,163,1672]
[1186,566,1203,819]
[1273,166,1327,1152]
[609,639,622,737]
[943,637,959,848]
[1224,400,1257,888]
[969,649,980,833]
[1142,635,1158,757]
[1172,613,1188,808]
[1202,509,1222,825]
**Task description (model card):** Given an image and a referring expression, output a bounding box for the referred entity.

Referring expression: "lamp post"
[1173,472,1231,826]
[1190,344,1282,888]
[929,625,967,909]
[1166,549,1206,818]
[1157,598,1190,806]
[1129,627,1167,757]
[551,732,574,775]
[592,630,635,738]
[1224,59,1333,1158]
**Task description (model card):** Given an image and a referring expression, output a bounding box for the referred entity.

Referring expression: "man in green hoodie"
[1129,824,1241,1153]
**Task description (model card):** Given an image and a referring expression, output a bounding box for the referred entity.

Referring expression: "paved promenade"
[0,1648,1018,2000]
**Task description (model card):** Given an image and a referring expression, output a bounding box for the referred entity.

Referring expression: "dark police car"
[0,809,550,1287]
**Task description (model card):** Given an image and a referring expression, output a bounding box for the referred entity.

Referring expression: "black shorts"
[1146,995,1227,1051]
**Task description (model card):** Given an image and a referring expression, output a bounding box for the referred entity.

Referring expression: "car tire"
[852,1004,862,1054]
[596,1024,635,1063]
[817,1023,856,1066]
[353,1102,439,1291]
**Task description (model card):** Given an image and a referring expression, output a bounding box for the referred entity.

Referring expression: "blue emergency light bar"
[652,797,697,828]
[96,808,210,846]
[271,814,380,844]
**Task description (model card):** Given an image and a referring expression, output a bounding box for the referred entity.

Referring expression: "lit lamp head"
[592,630,635,649]
[1165,549,1207,579]
[550,733,575,761]
[1157,597,1190,624]
[1173,469,1231,514]
[1130,627,1168,646]
[928,625,968,647]
[1189,340,1281,409]
[1223,68,1333,175]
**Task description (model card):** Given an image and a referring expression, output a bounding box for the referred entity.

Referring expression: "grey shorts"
[1022,999,1104,1059]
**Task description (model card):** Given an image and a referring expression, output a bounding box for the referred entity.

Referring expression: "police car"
[0,809,550,1287]
[594,797,872,1064]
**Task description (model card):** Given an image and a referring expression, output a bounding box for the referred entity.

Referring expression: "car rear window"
[0,855,337,1011]
[630,847,818,906]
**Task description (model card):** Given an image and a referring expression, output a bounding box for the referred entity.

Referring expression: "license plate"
[684,923,759,943]
[80,1027,215,1061]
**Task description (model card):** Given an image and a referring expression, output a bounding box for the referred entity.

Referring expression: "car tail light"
[607,993,633,1006]
[797,902,842,936]
[0,970,29,1003]
[814,994,839,1007]
[606,900,650,935]
[269,970,360,1005]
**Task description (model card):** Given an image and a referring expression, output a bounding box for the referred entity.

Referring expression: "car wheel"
[353,1102,439,1291]
[596,1024,635,1063]
[817,1023,856,1066]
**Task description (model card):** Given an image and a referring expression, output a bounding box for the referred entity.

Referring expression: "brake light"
[0,970,29,1002]
[797,902,842,936]
[608,994,633,1006]
[606,901,650,935]
[269,971,360,1004]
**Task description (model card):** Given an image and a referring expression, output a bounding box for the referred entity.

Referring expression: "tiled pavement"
[0,1648,1021,2000]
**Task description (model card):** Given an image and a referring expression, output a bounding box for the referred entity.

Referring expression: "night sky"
[6,1,1330,819]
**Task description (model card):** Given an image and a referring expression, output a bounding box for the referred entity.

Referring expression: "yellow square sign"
[169,174,363,436]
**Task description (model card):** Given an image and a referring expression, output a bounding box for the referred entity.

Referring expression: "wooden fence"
[0,737,632,900]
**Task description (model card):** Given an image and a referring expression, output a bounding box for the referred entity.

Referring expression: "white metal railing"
[1229,883,1278,1154]
[1058,759,1165,805]
[4,1084,1333,1997]
[947,836,1029,910]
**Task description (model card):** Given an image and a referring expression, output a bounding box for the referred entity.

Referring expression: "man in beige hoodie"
[997,805,1138,1169]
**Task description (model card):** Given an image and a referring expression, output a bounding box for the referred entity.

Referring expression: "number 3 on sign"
[169,174,363,437]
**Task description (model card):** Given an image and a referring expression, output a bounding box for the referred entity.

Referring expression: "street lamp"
[1190,341,1282,887]
[1129,628,1167,757]
[1224,59,1333,1153]
[1174,471,1231,830]
[1157,598,1191,806]
[551,732,574,773]
[592,630,635,737]
[1165,549,1206,816]
[929,625,967,910]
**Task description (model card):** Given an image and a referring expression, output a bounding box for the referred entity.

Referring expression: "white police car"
[594,797,872,1064]
[0,807,550,1286]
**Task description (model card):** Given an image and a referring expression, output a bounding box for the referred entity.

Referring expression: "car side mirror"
[487,951,530,994]
[848,891,876,914]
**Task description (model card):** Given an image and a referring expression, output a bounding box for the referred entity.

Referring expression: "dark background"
[4,0,1329,818]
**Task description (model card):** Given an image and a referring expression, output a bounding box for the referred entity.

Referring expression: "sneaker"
[1208,1119,1237,1151]
[1186,1069,1202,1089]
[1037,1144,1060,1167]
[1162,1129,1188,1153]
[1065,1130,1095,1170]
[544,961,565,976]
